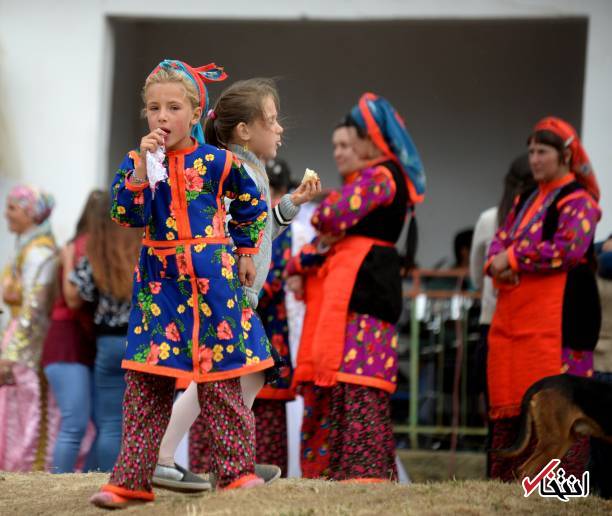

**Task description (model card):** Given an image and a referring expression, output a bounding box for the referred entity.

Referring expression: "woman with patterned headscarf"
[0,185,58,471]
[288,93,425,481]
[486,116,601,480]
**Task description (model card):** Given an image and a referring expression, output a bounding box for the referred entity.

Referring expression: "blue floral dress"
[110,140,272,382]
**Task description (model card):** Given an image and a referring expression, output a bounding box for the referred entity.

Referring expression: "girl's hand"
[498,269,519,285]
[489,251,510,277]
[238,255,256,287]
[286,275,304,300]
[290,180,322,206]
[134,128,167,181]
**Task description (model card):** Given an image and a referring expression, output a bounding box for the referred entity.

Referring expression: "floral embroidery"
[217,320,233,340]
[109,144,272,379]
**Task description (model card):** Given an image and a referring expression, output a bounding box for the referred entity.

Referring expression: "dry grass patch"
[1,472,611,515]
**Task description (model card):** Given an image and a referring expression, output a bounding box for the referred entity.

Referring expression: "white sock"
[158,372,265,468]
[158,381,200,467]
[240,372,265,409]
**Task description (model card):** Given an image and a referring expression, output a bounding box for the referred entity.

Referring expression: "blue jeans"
[88,334,127,472]
[44,362,92,473]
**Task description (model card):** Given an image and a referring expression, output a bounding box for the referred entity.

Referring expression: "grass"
[1,472,611,515]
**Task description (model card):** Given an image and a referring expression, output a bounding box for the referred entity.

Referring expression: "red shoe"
[221,473,265,490]
[89,491,147,510]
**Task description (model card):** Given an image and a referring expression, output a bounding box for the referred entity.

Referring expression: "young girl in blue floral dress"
[90,59,275,509]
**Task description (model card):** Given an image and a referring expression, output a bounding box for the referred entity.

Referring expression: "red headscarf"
[533,116,599,200]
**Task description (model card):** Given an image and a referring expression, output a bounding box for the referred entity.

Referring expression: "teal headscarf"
[350,92,425,204]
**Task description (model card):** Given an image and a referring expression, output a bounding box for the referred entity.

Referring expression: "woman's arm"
[506,194,600,273]
[311,166,396,235]
[61,242,83,310]
[224,155,269,255]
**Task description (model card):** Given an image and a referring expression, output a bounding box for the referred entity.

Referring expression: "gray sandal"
[152,463,212,492]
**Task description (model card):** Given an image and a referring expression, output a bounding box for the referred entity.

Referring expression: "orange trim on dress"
[101,484,155,501]
[557,190,599,213]
[506,245,519,272]
[312,236,394,389]
[174,155,192,240]
[512,174,576,236]
[185,248,202,382]
[125,173,149,192]
[235,247,259,255]
[122,357,275,382]
[217,150,233,217]
[142,236,229,248]
[257,385,295,401]
[175,377,191,390]
[335,372,397,394]
[128,150,142,167]
[292,272,325,388]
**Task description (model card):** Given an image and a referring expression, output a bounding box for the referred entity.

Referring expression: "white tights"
[157,372,265,467]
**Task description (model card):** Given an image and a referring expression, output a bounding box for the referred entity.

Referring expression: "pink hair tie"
[207,109,217,120]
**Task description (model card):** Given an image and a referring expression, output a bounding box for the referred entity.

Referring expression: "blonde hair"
[204,78,279,150]
[140,68,200,118]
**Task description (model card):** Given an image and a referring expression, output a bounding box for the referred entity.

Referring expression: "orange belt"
[142,236,229,248]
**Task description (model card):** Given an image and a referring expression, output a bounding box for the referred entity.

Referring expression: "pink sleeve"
[509,193,600,273]
[311,166,396,235]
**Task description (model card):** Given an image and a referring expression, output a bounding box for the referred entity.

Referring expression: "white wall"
[0,0,610,271]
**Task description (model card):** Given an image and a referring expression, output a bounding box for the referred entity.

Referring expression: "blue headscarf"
[350,93,425,204]
[149,59,228,144]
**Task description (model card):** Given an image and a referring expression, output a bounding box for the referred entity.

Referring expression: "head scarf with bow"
[350,92,426,204]
[147,59,228,144]
[7,185,55,225]
[532,116,599,201]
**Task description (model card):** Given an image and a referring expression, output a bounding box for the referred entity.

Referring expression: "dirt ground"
[1,473,611,516]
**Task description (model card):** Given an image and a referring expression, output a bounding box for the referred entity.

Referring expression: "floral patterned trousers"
[106,370,255,498]
[300,382,397,481]
[190,397,288,477]
[253,399,288,476]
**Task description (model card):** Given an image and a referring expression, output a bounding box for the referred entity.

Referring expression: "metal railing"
[393,269,487,450]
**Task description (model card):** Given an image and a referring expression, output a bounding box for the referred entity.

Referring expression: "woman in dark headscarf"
[0,185,57,471]
[288,93,425,481]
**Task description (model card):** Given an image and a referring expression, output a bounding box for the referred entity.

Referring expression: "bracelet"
[129,171,147,184]
[236,253,253,259]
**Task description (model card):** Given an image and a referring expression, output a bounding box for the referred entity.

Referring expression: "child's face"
[246,95,283,160]
[145,82,201,151]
